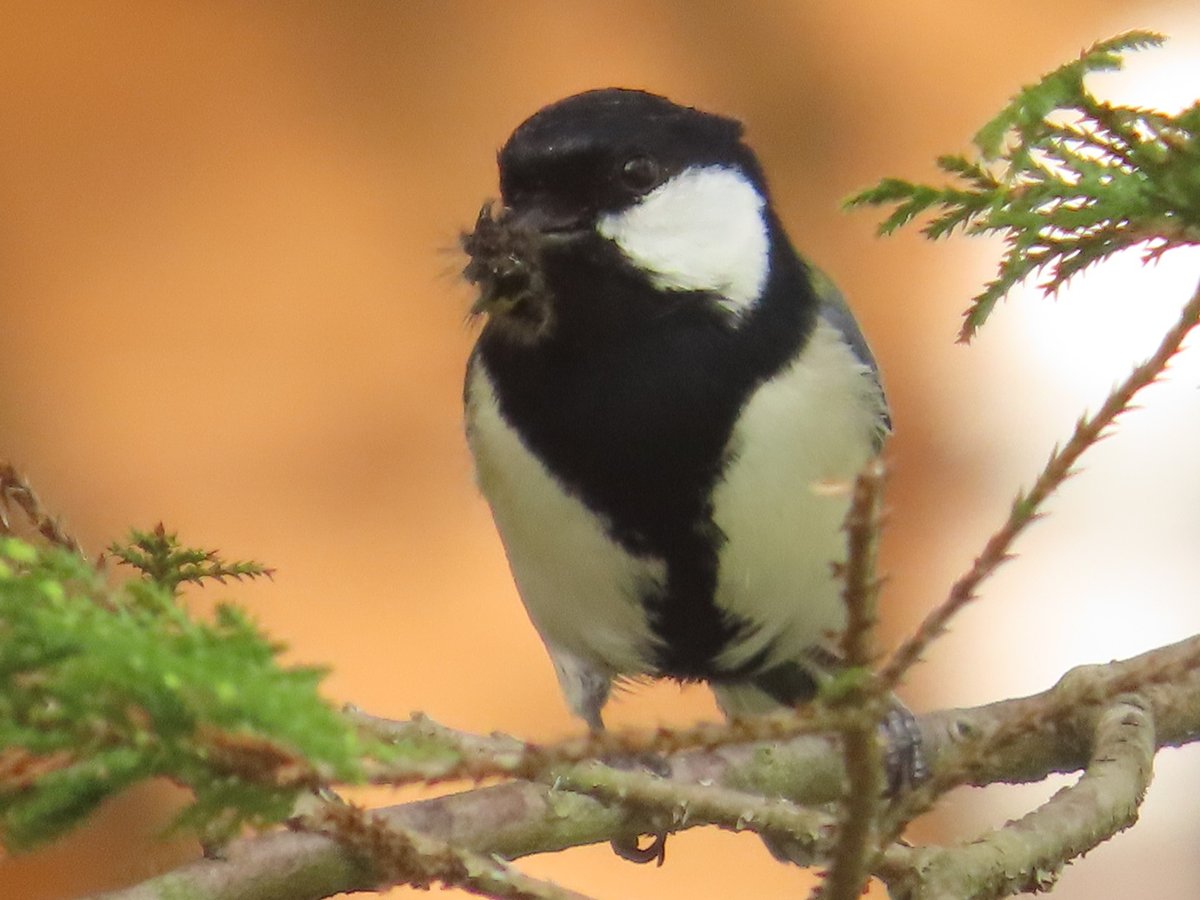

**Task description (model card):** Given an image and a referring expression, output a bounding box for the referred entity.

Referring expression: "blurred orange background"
[3,2,1200,898]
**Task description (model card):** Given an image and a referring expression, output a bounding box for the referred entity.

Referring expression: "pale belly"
[465,319,885,681]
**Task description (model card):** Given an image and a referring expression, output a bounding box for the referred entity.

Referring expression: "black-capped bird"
[461,90,917,787]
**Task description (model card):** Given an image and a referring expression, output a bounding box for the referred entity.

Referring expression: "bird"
[460,88,917,783]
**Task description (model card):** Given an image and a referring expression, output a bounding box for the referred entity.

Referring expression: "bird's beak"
[501,204,589,240]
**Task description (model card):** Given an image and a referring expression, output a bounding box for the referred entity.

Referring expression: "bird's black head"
[462,89,778,344]
[497,89,765,220]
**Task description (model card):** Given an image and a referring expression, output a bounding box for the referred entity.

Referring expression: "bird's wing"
[808,264,891,435]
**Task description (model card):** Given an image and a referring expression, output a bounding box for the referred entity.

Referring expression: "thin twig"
[552,762,836,864]
[837,457,887,668]
[298,801,594,900]
[0,462,85,556]
[816,458,889,899]
[880,278,1200,691]
[356,703,861,788]
[814,712,886,900]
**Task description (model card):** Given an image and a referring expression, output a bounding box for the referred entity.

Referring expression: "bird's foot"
[611,832,668,866]
[601,751,672,865]
[880,700,927,795]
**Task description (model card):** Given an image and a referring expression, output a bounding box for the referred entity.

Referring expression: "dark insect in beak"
[461,203,531,314]
[460,201,559,341]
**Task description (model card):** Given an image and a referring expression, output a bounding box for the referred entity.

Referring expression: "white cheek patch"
[596,166,770,313]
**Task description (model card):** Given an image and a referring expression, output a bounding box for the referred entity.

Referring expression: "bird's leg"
[591,708,671,867]
[605,722,670,868]
[549,654,671,864]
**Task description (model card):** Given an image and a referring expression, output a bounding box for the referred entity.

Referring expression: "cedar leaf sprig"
[846,30,1200,341]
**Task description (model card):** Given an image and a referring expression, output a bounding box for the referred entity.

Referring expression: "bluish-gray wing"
[808,265,891,435]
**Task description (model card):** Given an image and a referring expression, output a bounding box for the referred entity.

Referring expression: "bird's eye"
[619,155,662,194]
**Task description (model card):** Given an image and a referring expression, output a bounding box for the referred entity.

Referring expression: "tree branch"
[88,635,1200,900]
[880,693,1155,898]
[295,801,594,900]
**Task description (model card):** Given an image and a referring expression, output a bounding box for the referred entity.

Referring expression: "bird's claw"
[611,832,668,866]
[881,701,927,795]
